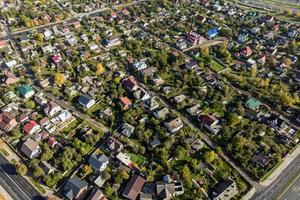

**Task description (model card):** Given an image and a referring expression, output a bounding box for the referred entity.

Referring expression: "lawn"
[210,59,225,73]
[129,153,149,167]
[61,119,80,135]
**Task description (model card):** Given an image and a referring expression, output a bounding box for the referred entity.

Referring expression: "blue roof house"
[207,28,219,38]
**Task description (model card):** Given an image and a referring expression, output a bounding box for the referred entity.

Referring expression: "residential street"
[33,86,109,133]
[0,154,44,200]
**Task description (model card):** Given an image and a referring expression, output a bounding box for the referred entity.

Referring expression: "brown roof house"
[107,136,123,152]
[20,139,41,159]
[122,174,146,200]
[43,101,61,117]
[164,118,184,134]
[2,71,18,86]
[0,112,18,132]
[86,188,108,200]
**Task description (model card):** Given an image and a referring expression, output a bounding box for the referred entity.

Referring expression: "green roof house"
[19,85,35,99]
[246,98,262,110]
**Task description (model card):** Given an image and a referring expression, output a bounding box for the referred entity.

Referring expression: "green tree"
[24,99,35,109]
[227,113,240,127]
[204,150,216,163]
[16,163,27,176]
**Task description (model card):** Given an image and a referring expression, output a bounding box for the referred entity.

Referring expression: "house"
[52,54,62,64]
[156,179,184,200]
[153,107,169,119]
[78,94,96,109]
[246,59,257,69]
[257,54,267,65]
[199,115,220,134]
[86,188,107,200]
[241,46,252,58]
[251,154,271,168]
[186,31,205,45]
[17,113,29,124]
[164,118,184,134]
[133,89,150,102]
[48,137,58,148]
[120,123,135,137]
[132,61,148,71]
[4,60,17,68]
[93,175,106,187]
[57,110,72,122]
[41,161,55,175]
[267,114,286,130]
[173,94,186,104]
[122,174,146,200]
[140,67,158,77]
[207,28,219,38]
[61,178,88,200]
[0,112,18,132]
[176,40,187,50]
[20,139,41,159]
[2,71,18,85]
[23,120,40,135]
[43,101,61,117]
[39,77,52,88]
[116,152,133,168]
[19,85,35,99]
[88,154,109,172]
[0,40,7,49]
[246,98,262,111]
[107,137,123,152]
[39,117,50,127]
[119,97,132,110]
[122,76,139,92]
[143,97,160,111]
[186,104,201,116]
[185,61,198,70]
[209,179,238,200]
[104,36,120,47]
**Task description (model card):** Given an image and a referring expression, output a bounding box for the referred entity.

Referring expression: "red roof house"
[23,120,40,135]
[48,137,58,148]
[0,40,7,48]
[119,97,132,110]
[241,46,252,58]
[52,54,62,64]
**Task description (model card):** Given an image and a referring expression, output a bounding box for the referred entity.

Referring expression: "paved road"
[278,173,300,200]
[251,154,300,200]
[0,154,44,200]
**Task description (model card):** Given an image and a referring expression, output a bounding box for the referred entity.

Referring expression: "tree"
[24,99,35,109]
[182,165,192,188]
[232,135,246,149]
[200,47,209,58]
[33,166,44,178]
[227,113,240,127]
[203,150,216,163]
[41,147,54,161]
[55,72,65,87]
[80,164,93,178]
[102,169,111,181]
[250,67,257,78]
[16,163,27,176]
[96,63,105,76]
[283,58,292,67]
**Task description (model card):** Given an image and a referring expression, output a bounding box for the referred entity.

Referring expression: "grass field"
[129,153,148,167]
